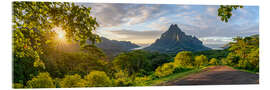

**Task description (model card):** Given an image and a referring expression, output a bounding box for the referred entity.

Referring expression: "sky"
[79,3,259,49]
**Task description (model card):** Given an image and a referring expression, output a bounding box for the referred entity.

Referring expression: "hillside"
[96,37,140,58]
[144,24,211,53]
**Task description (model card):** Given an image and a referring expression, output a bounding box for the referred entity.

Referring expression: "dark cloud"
[79,3,168,27]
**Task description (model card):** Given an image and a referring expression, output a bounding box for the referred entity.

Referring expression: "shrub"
[13,83,24,88]
[53,78,61,88]
[113,50,151,76]
[221,58,228,65]
[154,62,175,77]
[226,53,240,66]
[247,48,259,71]
[26,72,55,88]
[113,70,133,86]
[59,74,86,88]
[174,51,193,67]
[84,71,112,87]
[173,66,193,73]
[194,55,208,67]
[133,76,151,86]
[209,58,218,65]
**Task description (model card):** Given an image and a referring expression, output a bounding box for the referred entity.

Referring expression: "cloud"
[103,30,164,45]
[79,3,167,27]
[206,6,218,17]
[78,3,258,46]
[199,37,234,45]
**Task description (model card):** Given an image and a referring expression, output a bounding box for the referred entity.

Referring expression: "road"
[160,66,259,85]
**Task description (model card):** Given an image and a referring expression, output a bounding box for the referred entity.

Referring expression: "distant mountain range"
[93,24,211,57]
[144,24,211,53]
[95,37,140,58]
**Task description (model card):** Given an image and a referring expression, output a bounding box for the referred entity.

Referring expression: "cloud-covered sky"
[79,3,259,48]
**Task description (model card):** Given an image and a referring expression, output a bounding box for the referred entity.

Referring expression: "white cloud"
[199,37,234,45]
[78,3,258,46]
[206,6,218,16]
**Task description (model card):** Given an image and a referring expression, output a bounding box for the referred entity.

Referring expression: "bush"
[173,66,193,73]
[194,55,208,67]
[113,50,151,76]
[247,48,259,71]
[113,70,133,86]
[209,58,218,65]
[84,71,112,87]
[154,62,175,77]
[59,74,86,88]
[133,76,151,86]
[26,72,55,88]
[13,83,24,88]
[174,51,193,68]
[221,58,228,65]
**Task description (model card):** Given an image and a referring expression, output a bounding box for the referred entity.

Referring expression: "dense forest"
[12,2,258,88]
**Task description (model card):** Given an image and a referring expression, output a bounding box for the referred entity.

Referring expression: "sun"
[52,27,66,40]
[57,30,65,39]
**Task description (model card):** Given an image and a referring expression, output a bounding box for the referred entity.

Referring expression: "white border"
[1,0,270,90]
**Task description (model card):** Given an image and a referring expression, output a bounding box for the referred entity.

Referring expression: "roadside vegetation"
[12,2,258,88]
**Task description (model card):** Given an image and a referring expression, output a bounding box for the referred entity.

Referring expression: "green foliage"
[173,66,193,73]
[146,52,172,71]
[13,1,100,85]
[13,83,24,88]
[113,50,151,76]
[59,74,86,88]
[13,56,40,85]
[225,53,240,66]
[209,58,218,65]
[194,55,208,67]
[174,51,193,68]
[133,76,151,86]
[113,70,133,86]
[44,51,108,78]
[247,48,259,71]
[84,71,112,87]
[193,50,229,60]
[222,35,259,72]
[221,58,228,65]
[26,72,55,88]
[218,5,243,22]
[154,62,175,77]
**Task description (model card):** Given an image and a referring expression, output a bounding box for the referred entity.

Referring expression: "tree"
[224,35,259,71]
[154,62,175,77]
[13,2,100,84]
[113,50,151,76]
[221,58,228,65]
[84,71,112,87]
[218,5,243,22]
[174,51,193,67]
[26,72,55,88]
[44,52,107,78]
[147,52,172,71]
[113,70,133,86]
[194,55,208,67]
[209,58,218,65]
[247,48,259,71]
[59,74,86,88]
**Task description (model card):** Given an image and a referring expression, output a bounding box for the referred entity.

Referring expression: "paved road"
[160,66,259,85]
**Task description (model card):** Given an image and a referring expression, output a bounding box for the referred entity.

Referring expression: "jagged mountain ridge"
[95,37,140,57]
[144,24,211,53]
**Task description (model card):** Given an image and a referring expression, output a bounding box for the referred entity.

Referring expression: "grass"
[145,68,203,86]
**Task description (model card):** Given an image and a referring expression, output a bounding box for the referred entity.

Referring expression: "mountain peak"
[168,24,181,31]
[161,24,185,40]
[144,24,211,53]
